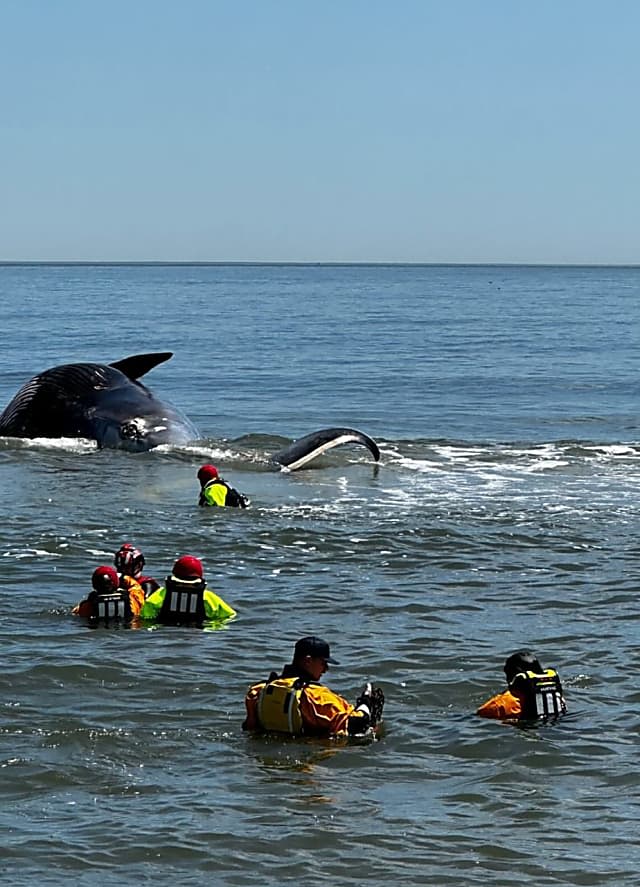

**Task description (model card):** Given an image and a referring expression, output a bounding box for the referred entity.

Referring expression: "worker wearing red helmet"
[114,542,160,597]
[72,565,145,624]
[139,555,236,626]
[197,464,250,509]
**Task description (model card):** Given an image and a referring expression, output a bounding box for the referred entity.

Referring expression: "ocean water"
[1,263,640,886]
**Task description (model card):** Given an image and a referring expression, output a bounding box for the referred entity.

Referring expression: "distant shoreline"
[1,261,639,269]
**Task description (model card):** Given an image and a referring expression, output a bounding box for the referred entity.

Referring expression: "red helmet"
[92,565,119,593]
[172,555,203,580]
[115,543,145,578]
[197,464,219,485]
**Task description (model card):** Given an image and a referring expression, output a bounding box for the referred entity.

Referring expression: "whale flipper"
[271,427,381,471]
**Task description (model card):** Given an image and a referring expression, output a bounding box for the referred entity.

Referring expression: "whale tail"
[272,427,380,471]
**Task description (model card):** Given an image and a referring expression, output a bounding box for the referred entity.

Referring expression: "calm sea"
[1,263,640,886]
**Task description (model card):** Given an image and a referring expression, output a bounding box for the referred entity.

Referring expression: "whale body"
[0,353,381,468]
[0,352,199,452]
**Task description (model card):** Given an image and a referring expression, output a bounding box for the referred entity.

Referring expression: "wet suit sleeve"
[139,587,166,620]
[476,690,522,720]
[300,685,367,736]
[203,589,237,621]
[224,484,250,509]
[242,682,265,731]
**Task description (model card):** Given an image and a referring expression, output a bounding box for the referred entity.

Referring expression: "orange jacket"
[244,679,366,737]
[476,689,523,720]
[73,577,145,618]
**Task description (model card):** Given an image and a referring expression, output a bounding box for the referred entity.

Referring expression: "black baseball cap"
[294,636,338,664]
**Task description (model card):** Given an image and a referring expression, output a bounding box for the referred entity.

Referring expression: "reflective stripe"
[168,590,199,614]
[93,593,128,621]
[511,669,566,719]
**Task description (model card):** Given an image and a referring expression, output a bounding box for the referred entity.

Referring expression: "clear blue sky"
[1,1,638,263]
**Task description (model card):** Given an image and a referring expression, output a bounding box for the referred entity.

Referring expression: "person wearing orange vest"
[197,464,250,508]
[477,650,567,721]
[72,565,145,624]
[243,636,384,738]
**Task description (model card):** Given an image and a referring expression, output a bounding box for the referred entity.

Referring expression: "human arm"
[224,484,250,509]
[139,587,165,620]
[203,589,237,621]
[242,682,265,731]
[299,685,365,736]
[476,690,522,719]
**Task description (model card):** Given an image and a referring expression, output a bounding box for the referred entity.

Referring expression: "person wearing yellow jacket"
[243,636,384,737]
[140,555,236,626]
[197,464,250,508]
[477,650,567,721]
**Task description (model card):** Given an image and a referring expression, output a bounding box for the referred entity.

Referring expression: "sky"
[1,1,639,264]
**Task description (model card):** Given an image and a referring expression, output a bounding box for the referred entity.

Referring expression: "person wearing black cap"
[477,650,567,720]
[197,464,250,509]
[242,636,384,737]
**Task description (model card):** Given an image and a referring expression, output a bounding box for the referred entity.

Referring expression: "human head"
[504,650,544,683]
[197,464,219,486]
[171,555,204,581]
[293,635,338,681]
[114,543,145,578]
[92,565,119,594]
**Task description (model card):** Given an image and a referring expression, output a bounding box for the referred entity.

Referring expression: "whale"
[0,352,199,452]
[0,353,381,468]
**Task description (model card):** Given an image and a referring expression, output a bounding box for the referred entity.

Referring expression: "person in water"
[72,565,145,624]
[476,650,567,721]
[114,542,160,597]
[139,555,236,626]
[243,636,385,737]
[197,464,250,509]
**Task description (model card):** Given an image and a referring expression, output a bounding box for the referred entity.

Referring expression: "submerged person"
[114,542,160,597]
[197,464,250,509]
[72,565,145,625]
[476,650,567,721]
[243,635,385,738]
[139,555,236,626]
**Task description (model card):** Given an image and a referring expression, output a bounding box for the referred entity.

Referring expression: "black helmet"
[504,650,543,683]
[114,543,145,578]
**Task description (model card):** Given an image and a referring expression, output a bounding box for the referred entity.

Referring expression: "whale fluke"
[271,427,381,471]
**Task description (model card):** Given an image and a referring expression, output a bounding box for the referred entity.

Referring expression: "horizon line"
[1,260,639,269]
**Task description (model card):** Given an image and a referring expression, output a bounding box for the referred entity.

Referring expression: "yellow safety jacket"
[201,481,229,507]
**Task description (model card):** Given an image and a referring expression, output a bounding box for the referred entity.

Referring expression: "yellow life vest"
[202,481,228,507]
[256,677,306,735]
